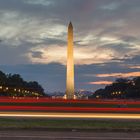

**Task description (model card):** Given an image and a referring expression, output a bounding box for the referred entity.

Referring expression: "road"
[0,112,140,119]
[0,131,140,140]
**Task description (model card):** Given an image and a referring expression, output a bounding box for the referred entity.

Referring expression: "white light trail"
[0,112,140,119]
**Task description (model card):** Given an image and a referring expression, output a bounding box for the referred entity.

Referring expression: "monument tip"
[69,21,73,28]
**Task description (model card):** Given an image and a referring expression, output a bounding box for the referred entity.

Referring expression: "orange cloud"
[96,71,140,78]
[129,66,140,69]
[87,81,113,85]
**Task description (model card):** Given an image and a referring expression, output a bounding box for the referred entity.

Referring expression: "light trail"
[0,97,140,105]
[0,106,140,112]
[0,112,140,119]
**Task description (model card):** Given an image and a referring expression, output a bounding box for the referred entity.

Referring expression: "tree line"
[0,70,45,96]
[90,77,140,99]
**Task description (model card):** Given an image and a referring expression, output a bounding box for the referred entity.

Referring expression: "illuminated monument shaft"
[66,22,75,99]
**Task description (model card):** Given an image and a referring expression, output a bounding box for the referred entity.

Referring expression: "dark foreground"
[0,130,140,140]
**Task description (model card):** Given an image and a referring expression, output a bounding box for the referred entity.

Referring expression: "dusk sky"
[0,0,140,93]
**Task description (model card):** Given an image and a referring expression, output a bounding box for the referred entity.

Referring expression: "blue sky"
[0,0,140,92]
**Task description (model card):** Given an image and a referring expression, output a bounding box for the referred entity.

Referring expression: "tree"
[0,71,6,85]
[27,81,45,94]
[0,70,45,96]
[90,77,140,99]
[7,74,24,87]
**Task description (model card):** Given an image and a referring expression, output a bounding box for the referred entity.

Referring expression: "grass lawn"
[0,118,140,131]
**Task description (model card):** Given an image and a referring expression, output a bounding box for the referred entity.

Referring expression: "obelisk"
[66,22,75,99]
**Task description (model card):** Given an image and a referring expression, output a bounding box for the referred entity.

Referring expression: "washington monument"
[66,22,75,99]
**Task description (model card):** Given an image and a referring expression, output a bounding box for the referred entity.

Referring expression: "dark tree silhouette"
[0,70,45,97]
[90,77,140,99]
[0,71,7,85]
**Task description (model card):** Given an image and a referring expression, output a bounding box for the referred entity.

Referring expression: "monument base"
[63,94,77,99]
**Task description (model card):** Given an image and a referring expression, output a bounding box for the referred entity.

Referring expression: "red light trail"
[0,97,139,113]
[0,97,139,105]
[0,106,139,113]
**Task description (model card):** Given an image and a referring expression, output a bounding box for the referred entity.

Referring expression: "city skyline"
[0,0,140,92]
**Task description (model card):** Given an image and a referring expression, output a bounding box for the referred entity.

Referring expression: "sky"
[0,0,140,93]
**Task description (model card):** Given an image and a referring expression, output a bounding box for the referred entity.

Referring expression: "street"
[0,130,140,140]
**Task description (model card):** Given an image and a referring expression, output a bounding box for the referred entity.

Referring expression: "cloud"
[96,71,140,78]
[27,43,134,65]
[25,41,140,65]
[0,8,67,47]
[129,66,140,69]
[101,1,121,11]
[0,0,140,66]
[86,81,113,85]
[24,0,54,6]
